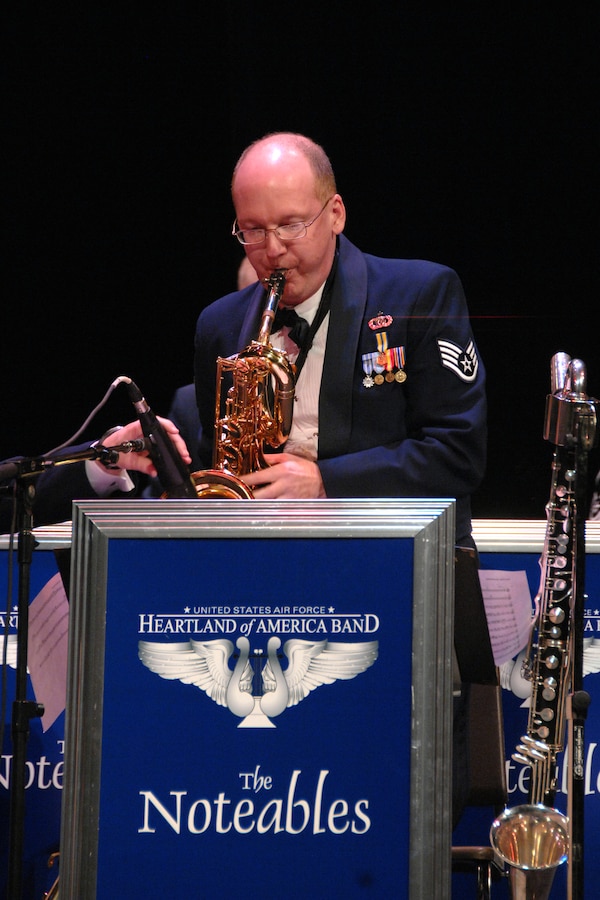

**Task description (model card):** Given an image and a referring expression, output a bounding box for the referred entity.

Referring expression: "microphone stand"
[1,440,148,899]
[5,469,42,900]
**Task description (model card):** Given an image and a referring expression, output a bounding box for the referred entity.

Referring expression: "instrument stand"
[567,426,595,900]
[1,441,146,899]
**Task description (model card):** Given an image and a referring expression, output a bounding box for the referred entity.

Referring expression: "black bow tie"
[272,306,310,351]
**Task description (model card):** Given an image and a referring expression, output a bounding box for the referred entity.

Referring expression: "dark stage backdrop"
[4,7,598,519]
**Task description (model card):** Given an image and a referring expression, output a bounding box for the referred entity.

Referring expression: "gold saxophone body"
[490,352,598,899]
[191,268,295,498]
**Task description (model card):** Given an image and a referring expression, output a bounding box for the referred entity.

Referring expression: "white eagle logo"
[499,641,600,705]
[138,636,379,728]
[1,634,19,669]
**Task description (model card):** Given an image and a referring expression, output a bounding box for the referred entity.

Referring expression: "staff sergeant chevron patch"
[437,339,479,382]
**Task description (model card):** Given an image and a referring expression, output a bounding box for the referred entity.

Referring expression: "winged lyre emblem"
[582,637,600,678]
[0,634,19,669]
[498,642,600,706]
[138,636,378,728]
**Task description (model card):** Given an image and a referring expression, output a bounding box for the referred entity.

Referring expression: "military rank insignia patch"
[437,339,479,382]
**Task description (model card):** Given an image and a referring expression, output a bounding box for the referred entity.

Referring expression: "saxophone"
[191,268,296,498]
[490,353,598,899]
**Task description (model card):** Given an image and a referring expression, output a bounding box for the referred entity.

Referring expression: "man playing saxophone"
[0,132,492,827]
[193,132,493,827]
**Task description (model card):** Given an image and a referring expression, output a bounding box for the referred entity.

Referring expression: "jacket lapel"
[318,236,367,458]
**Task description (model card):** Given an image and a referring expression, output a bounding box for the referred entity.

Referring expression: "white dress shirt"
[270,284,329,461]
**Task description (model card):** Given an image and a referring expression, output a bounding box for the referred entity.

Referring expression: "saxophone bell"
[490,804,569,900]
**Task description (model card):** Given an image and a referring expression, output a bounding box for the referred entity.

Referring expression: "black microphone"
[126,380,197,498]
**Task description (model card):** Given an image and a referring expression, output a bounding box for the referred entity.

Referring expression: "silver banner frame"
[59,498,455,899]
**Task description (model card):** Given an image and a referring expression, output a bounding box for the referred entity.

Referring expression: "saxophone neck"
[256,268,288,345]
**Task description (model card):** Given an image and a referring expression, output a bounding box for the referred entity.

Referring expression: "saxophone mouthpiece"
[261,268,288,284]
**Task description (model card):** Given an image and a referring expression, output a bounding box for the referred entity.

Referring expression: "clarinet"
[516,353,581,805]
[490,352,598,900]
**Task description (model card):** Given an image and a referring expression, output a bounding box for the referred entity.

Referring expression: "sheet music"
[478,569,533,666]
[28,572,69,731]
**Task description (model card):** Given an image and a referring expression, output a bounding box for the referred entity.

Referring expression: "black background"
[4,7,598,518]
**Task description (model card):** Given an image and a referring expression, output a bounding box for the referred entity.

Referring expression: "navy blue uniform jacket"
[194,234,487,544]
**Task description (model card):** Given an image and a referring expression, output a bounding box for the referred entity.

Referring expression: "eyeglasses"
[232,196,334,245]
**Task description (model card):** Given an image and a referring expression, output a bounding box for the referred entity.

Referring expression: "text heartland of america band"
[138,610,380,637]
